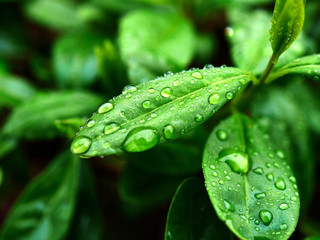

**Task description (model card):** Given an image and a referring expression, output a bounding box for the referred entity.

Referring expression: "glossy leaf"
[165,178,233,240]
[118,9,196,84]
[227,8,309,75]
[0,75,35,107]
[0,151,81,240]
[71,67,254,158]
[53,34,105,88]
[203,113,300,240]
[269,0,306,62]
[3,91,103,139]
[267,54,320,83]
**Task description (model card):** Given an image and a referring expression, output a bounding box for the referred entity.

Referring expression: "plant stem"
[258,53,276,85]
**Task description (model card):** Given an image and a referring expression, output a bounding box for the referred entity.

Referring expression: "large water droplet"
[195,114,204,122]
[98,102,114,114]
[275,177,286,190]
[192,71,203,79]
[87,120,95,128]
[259,210,273,226]
[71,136,92,154]
[160,87,173,98]
[219,149,251,174]
[216,130,228,141]
[122,127,159,152]
[163,124,175,140]
[208,93,221,104]
[279,203,289,210]
[104,123,120,135]
[224,200,235,212]
[122,85,137,94]
[142,100,151,109]
[254,192,266,199]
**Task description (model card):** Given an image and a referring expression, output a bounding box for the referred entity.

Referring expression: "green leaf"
[203,113,300,240]
[0,151,81,240]
[269,0,306,63]
[165,178,233,240]
[267,54,320,83]
[24,0,85,31]
[250,80,315,212]
[304,237,320,240]
[118,9,196,84]
[71,67,254,158]
[3,91,103,140]
[53,34,105,88]
[54,117,87,139]
[0,75,35,107]
[227,8,309,75]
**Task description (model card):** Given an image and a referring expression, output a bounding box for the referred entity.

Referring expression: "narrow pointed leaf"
[269,0,306,62]
[267,54,320,83]
[0,152,81,240]
[203,113,300,240]
[165,178,233,240]
[71,67,254,158]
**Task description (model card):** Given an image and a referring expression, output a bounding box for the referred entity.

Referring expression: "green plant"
[0,0,319,239]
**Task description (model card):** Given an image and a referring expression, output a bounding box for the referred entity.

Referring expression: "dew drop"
[142,100,151,109]
[163,124,175,140]
[122,85,137,94]
[104,123,120,135]
[224,200,235,212]
[275,177,286,190]
[98,102,114,114]
[103,141,111,148]
[276,150,286,159]
[204,64,214,69]
[208,93,221,104]
[253,167,264,175]
[280,223,288,230]
[122,127,159,152]
[160,87,173,98]
[71,136,92,154]
[289,176,296,183]
[259,210,273,226]
[195,114,204,122]
[226,92,234,100]
[254,192,266,199]
[254,219,260,225]
[266,173,274,181]
[279,203,289,210]
[219,149,251,174]
[216,130,228,141]
[87,120,95,128]
[192,71,203,79]
[291,196,297,202]
[148,88,155,93]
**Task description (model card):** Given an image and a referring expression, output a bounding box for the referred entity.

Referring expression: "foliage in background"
[0,0,319,239]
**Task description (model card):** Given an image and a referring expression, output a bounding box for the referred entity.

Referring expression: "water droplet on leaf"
[254,192,266,199]
[160,87,173,98]
[208,93,221,104]
[279,203,289,210]
[266,173,274,181]
[87,120,95,127]
[192,71,203,79]
[226,92,233,99]
[142,100,151,109]
[98,102,114,114]
[216,130,228,141]
[71,136,92,154]
[163,125,175,140]
[219,149,251,174]
[104,123,120,135]
[259,210,273,226]
[253,167,264,175]
[275,177,286,190]
[122,127,159,152]
[224,200,235,212]
[195,114,204,122]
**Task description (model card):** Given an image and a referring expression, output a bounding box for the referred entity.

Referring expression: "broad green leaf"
[227,8,309,75]
[165,178,233,240]
[0,75,35,107]
[53,34,105,88]
[54,117,87,139]
[65,160,104,240]
[267,54,320,83]
[71,67,254,158]
[119,161,184,214]
[269,0,306,63]
[203,113,300,240]
[251,80,315,212]
[3,91,103,140]
[0,151,81,240]
[24,0,85,31]
[118,9,196,84]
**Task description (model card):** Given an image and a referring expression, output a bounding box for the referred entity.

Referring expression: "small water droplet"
[289,176,296,183]
[208,93,221,104]
[195,114,204,122]
[280,223,288,230]
[276,150,285,159]
[224,200,235,212]
[122,85,137,94]
[226,92,233,100]
[219,149,251,174]
[254,192,266,199]
[98,102,114,114]
[122,127,159,152]
[87,120,95,128]
[259,210,273,226]
[71,136,92,154]
[255,227,260,231]
[148,88,155,93]
[210,165,216,170]
[142,100,151,109]
[120,111,126,118]
[253,167,264,175]
[216,130,228,141]
[103,141,111,148]
[204,64,214,69]
[291,196,297,202]
[173,80,180,86]
[279,203,289,210]
[191,71,203,79]
[275,177,286,190]
[266,173,274,181]
[254,219,260,225]
[163,124,175,140]
[160,87,173,98]
[104,123,120,135]
[265,162,272,168]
